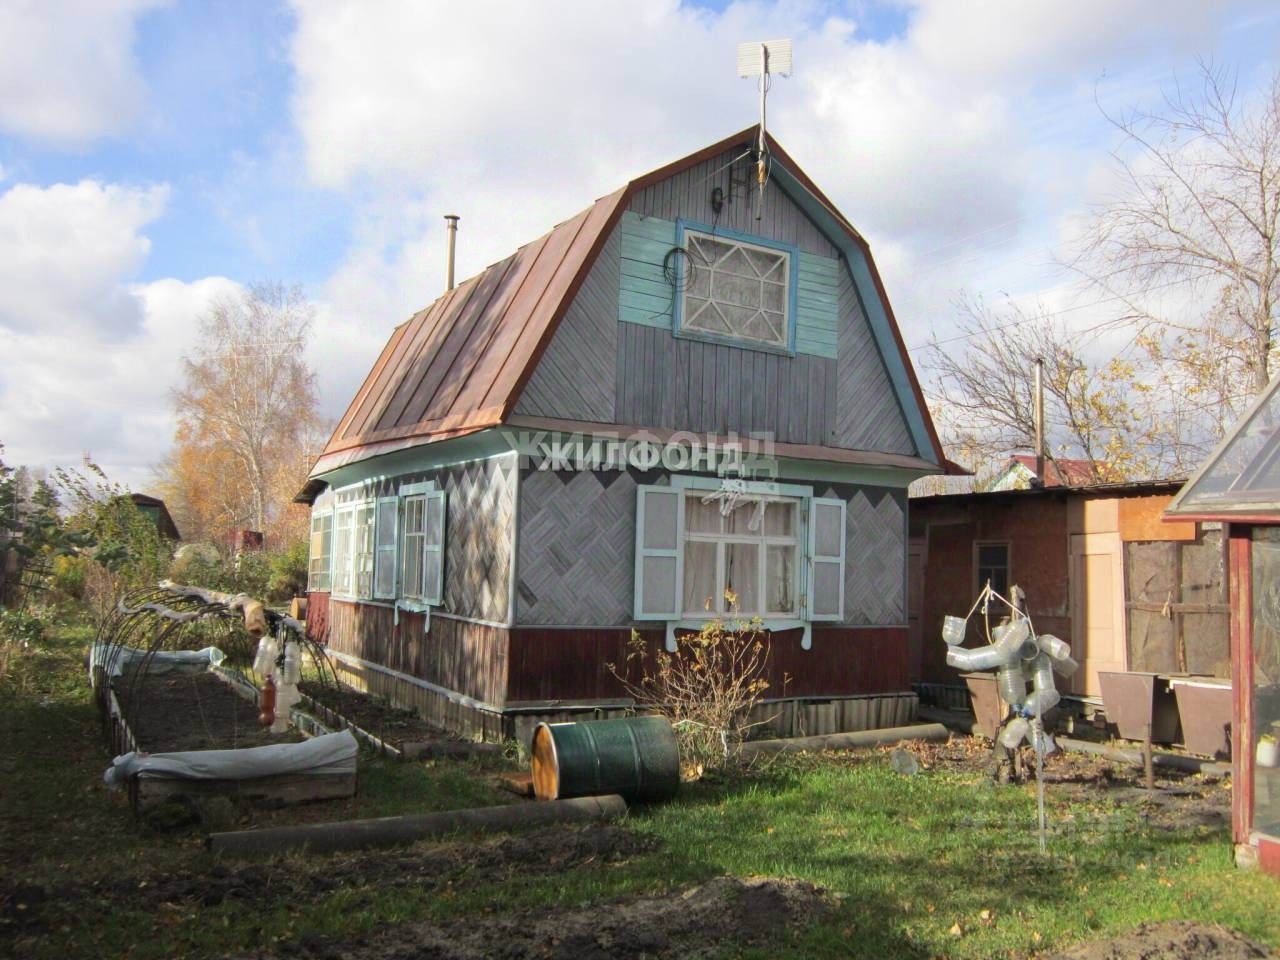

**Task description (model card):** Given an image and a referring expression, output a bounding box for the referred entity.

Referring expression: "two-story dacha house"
[297,129,952,739]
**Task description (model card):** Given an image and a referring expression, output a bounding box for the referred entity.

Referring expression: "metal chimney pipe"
[1033,356,1045,485]
[444,214,460,292]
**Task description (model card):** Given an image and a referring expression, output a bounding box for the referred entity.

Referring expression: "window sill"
[663,617,811,652]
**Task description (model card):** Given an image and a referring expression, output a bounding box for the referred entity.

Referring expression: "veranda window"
[308,511,332,592]
[399,489,447,606]
[331,507,354,596]
[352,503,375,598]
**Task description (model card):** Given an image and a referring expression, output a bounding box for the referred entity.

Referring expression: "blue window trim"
[673,218,799,356]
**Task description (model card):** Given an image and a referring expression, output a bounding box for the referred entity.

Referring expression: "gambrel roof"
[306,128,947,487]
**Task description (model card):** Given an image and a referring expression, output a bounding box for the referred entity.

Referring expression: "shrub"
[609,618,773,778]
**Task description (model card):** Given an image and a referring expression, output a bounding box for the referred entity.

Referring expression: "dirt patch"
[1047,920,1275,959]
[0,824,657,933]
[909,736,1230,832]
[113,671,302,752]
[299,680,445,747]
[253,875,829,960]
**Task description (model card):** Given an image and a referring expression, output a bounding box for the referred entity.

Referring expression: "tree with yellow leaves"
[159,282,325,546]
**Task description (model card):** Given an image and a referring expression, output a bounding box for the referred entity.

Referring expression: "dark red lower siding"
[305,592,330,645]
[320,599,508,705]
[311,597,909,706]
[506,626,910,703]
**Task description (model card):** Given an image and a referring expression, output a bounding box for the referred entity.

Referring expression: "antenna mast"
[737,38,792,219]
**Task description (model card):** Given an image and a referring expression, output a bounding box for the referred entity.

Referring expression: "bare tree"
[1076,61,1280,409]
[167,283,321,541]
[923,296,1155,483]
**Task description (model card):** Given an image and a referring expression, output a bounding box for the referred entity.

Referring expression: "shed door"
[1070,532,1127,697]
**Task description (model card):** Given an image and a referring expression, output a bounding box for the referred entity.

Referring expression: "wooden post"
[1143,722,1155,792]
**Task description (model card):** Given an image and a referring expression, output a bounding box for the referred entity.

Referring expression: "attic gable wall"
[519,146,916,455]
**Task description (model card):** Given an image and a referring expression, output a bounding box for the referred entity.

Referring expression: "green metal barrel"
[531,716,680,803]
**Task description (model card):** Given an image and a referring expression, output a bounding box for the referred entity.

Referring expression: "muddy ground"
[299,679,445,747]
[113,671,302,752]
[1046,920,1275,959]
[246,875,830,960]
[0,825,658,946]
[911,735,1232,833]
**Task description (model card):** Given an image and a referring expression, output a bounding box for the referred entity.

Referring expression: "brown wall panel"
[324,599,509,705]
[506,625,910,702]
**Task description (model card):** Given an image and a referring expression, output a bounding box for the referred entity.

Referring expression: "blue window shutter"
[422,490,447,606]
[373,497,399,600]
[808,497,845,621]
[634,486,683,620]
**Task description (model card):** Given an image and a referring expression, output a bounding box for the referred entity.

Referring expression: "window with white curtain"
[331,506,355,596]
[681,494,798,617]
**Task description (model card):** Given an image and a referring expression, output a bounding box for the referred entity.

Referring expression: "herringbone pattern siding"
[516,468,641,625]
[441,457,515,623]
[514,470,905,628]
[840,487,906,625]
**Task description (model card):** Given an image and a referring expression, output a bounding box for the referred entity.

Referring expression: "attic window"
[679,228,791,350]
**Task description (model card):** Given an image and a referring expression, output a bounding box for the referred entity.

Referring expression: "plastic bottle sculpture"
[253,634,302,733]
[941,604,1078,754]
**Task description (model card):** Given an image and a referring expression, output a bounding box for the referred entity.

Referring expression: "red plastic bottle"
[259,676,277,727]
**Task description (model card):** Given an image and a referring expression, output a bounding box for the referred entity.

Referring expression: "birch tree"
[166,283,322,543]
[1076,62,1280,423]
[922,297,1157,483]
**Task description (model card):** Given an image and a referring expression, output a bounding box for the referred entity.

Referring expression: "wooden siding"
[513,229,619,423]
[325,599,509,706]
[616,211,839,360]
[616,321,839,445]
[305,591,330,645]
[329,455,515,624]
[835,265,914,454]
[515,468,905,628]
[627,148,838,258]
[507,625,909,701]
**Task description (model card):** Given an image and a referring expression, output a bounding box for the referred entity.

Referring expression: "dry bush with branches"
[609,618,774,778]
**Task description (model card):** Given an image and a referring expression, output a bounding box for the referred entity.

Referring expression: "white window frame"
[396,480,446,614]
[373,496,399,600]
[307,509,333,592]
[634,477,846,651]
[680,492,801,620]
[677,224,794,352]
[331,504,356,598]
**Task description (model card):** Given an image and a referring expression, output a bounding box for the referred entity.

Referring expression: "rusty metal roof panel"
[318,188,628,465]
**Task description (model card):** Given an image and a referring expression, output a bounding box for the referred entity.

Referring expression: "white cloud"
[0,0,165,146]
[0,276,240,491]
[288,0,1268,375]
[0,179,170,337]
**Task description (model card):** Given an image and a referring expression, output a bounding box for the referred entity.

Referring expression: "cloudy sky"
[1,0,1277,490]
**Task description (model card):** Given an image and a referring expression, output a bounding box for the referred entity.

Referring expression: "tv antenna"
[737,39,792,219]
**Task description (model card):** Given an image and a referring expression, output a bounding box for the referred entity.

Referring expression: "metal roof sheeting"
[309,128,950,485]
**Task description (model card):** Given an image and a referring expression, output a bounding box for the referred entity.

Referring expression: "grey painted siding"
[616,322,840,445]
[514,230,619,423]
[328,455,516,624]
[514,466,905,627]
[515,145,917,457]
[628,148,838,259]
[834,267,915,454]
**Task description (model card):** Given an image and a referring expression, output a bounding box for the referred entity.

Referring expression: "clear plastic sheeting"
[104,729,358,789]
[89,643,225,680]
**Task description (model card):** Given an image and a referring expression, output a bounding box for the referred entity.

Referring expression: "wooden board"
[132,771,356,811]
[497,772,534,797]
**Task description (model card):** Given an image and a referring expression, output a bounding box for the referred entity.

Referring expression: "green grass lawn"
[3,619,1279,959]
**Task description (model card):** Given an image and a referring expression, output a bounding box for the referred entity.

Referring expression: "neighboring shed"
[297,128,952,739]
[127,494,181,541]
[1166,375,1280,873]
[909,480,1226,699]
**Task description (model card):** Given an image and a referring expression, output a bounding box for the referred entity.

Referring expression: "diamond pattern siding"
[439,457,516,623]
[840,488,906,625]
